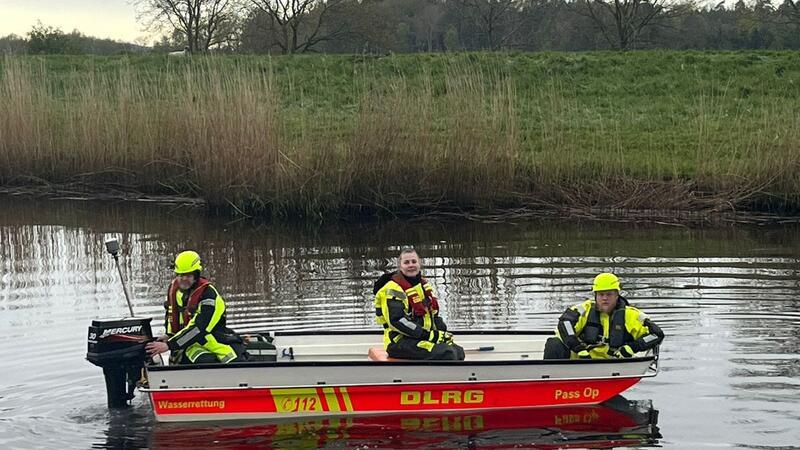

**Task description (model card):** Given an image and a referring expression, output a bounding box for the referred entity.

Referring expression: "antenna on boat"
[105,237,135,317]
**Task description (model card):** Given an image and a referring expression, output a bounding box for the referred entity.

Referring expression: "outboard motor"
[86,317,153,408]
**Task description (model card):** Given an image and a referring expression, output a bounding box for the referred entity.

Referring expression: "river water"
[0,198,798,449]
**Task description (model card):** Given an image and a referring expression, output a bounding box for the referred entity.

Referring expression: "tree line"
[0,23,147,55]
[3,0,800,55]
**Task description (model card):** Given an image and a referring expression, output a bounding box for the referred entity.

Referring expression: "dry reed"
[1,55,798,219]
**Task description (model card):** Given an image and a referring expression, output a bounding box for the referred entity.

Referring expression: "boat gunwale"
[139,373,647,392]
[145,354,656,372]
[268,329,554,336]
[145,329,659,372]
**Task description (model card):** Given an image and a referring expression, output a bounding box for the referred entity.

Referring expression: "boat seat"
[368,346,401,362]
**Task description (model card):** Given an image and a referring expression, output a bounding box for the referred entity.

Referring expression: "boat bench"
[368,347,402,362]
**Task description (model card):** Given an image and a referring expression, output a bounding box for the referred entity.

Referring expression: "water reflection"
[102,396,656,450]
[0,197,799,448]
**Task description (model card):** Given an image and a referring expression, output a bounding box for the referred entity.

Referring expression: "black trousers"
[543,337,572,360]
[388,338,466,361]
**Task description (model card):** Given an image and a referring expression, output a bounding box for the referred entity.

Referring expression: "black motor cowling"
[86,318,153,408]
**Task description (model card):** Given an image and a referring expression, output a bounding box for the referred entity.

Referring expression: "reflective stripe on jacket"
[165,280,237,363]
[555,298,664,359]
[374,273,446,349]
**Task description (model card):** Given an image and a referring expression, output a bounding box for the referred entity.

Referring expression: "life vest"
[166,277,211,334]
[580,301,632,349]
[391,273,439,317]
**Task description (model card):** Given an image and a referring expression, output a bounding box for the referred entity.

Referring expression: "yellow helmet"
[174,250,202,274]
[592,272,620,292]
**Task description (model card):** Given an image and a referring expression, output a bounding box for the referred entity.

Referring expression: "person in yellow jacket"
[145,251,246,364]
[373,247,465,360]
[543,273,664,360]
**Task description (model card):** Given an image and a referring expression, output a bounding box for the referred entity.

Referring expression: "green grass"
[1,52,799,219]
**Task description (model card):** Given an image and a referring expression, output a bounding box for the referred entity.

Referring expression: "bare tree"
[413,1,446,52]
[578,0,689,50]
[454,0,523,50]
[137,0,237,52]
[248,0,346,54]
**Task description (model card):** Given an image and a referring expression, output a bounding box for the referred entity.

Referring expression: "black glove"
[442,331,454,343]
[613,345,635,358]
[428,330,450,344]
[572,343,591,353]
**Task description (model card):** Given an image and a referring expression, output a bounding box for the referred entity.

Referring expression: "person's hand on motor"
[146,341,169,356]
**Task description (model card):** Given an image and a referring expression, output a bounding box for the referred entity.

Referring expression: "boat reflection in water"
[144,396,659,449]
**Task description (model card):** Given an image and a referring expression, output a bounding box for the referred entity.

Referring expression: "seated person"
[145,251,246,364]
[373,247,465,360]
[544,273,664,360]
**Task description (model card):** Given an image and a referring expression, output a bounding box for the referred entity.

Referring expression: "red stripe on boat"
[150,378,641,417]
[317,387,330,412]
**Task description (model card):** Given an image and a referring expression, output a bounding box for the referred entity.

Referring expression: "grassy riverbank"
[1,52,799,219]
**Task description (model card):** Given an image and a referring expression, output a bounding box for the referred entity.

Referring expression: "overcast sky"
[0,0,146,43]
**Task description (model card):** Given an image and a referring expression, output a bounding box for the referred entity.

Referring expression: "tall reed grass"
[1,53,798,218]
